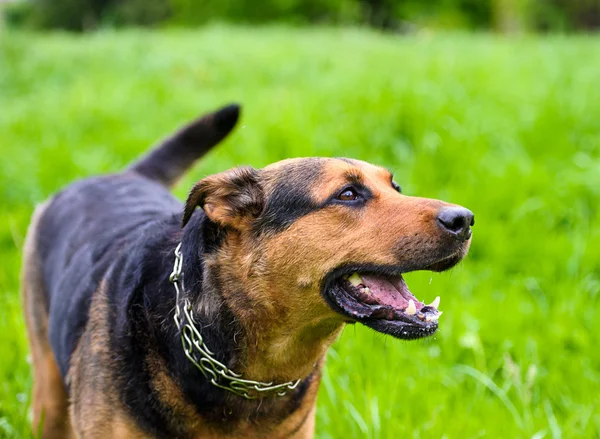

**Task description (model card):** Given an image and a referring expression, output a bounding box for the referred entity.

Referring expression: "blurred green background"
[1,1,600,438]
[3,0,600,32]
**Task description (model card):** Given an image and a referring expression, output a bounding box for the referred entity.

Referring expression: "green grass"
[1,25,600,438]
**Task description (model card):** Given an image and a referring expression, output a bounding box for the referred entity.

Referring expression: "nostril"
[437,207,474,241]
[439,215,465,233]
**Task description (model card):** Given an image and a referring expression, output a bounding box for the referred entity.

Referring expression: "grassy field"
[1,26,600,438]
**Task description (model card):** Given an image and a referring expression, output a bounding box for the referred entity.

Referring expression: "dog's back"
[38,174,179,379]
[22,104,240,438]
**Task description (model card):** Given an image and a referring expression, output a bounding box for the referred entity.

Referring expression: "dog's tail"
[128,103,241,188]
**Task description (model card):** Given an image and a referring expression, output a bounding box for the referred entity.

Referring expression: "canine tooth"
[361,287,371,295]
[348,273,363,287]
[425,311,443,322]
[429,296,441,309]
[406,299,417,315]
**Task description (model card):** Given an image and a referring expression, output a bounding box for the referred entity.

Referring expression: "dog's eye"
[392,181,402,193]
[337,188,359,201]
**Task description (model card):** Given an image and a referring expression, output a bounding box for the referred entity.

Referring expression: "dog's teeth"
[406,299,417,315]
[429,296,441,309]
[348,273,363,287]
[425,311,443,322]
[361,287,371,295]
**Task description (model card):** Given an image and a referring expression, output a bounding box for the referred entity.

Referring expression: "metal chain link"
[169,243,301,399]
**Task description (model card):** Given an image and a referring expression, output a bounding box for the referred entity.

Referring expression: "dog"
[22,103,474,438]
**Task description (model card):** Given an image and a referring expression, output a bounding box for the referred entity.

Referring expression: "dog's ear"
[182,166,264,230]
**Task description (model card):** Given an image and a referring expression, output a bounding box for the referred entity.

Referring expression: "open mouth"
[323,270,443,340]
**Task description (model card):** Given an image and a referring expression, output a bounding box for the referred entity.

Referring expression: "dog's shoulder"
[36,173,182,381]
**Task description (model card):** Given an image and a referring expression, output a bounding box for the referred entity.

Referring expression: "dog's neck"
[240,306,344,384]
[115,213,322,437]
[137,212,337,433]
[182,217,344,383]
[177,212,345,386]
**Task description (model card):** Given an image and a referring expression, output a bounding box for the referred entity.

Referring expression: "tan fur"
[68,282,147,439]
[146,354,204,434]
[197,369,320,439]
[22,201,76,439]
[185,374,320,439]
[184,166,262,230]
[23,156,470,438]
[214,159,465,383]
[144,348,321,438]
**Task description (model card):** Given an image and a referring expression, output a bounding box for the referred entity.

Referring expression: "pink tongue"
[360,275,422,310]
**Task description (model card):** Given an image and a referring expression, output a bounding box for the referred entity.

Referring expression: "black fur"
[255,159,324,234]
[129,104,240,187]
[32,103,320,437]
[36,171,313,437]
[38,173,182,379]
[254,158,376,234]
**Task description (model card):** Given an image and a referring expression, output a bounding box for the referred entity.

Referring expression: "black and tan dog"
[22,104,474,439]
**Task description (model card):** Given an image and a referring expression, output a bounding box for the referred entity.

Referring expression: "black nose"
[437,206,474,242]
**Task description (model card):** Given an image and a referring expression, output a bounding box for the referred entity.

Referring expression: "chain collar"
[169,243,301,399]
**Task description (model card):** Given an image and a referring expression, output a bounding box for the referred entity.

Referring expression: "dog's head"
[183,157,473,346]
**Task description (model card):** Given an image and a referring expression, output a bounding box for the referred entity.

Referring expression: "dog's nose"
[437,206,474,242]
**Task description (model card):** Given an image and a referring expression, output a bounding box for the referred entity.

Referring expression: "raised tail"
[128,103,241,187]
